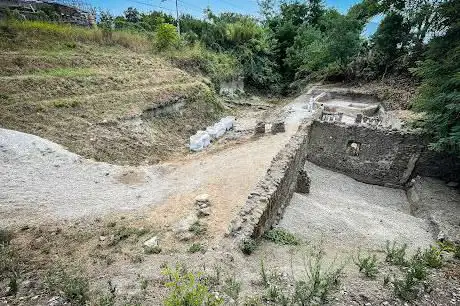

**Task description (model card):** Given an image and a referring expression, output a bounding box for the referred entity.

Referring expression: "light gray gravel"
[279,161,434,253]
[0,128,175,226]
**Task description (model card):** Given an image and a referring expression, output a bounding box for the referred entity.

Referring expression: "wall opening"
[346,140,361,156]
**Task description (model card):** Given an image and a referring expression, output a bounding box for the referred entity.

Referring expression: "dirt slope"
[0,44,221,165]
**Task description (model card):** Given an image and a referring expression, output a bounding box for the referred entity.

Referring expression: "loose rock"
[271,121,285,134]
[254,121,266,135]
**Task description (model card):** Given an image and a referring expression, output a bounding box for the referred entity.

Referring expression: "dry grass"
[0,22,224,165]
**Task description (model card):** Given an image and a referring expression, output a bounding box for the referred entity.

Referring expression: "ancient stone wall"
[306,120,460,187]
[306,121,425,187]
[229,122,311,240]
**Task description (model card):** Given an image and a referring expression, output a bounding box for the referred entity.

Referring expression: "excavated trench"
[231,88,460,254]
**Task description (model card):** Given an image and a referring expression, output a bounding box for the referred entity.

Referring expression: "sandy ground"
[0,94,314,238]
[279,162,435,256]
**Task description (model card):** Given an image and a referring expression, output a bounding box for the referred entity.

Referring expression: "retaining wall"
[306,120,460,187]
[229,122,311,240]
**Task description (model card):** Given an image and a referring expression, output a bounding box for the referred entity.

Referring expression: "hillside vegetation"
[0,21,224,165]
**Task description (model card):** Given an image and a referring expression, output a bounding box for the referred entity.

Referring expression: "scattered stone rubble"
[254,121,266,135]
[195,193,211,217]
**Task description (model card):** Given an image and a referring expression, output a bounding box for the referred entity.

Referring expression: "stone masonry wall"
[306,121,425,187]
[306,120,460,187]
[229,122,311,240]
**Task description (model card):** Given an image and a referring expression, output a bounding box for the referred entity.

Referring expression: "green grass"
[0,20,151,52]
[188,221,207,237]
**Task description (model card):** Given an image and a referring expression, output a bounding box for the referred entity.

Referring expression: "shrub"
[355,253,379,278]
[240,238,257,255]
[155,23,179,49]
[263,228,301,246]
[292,250,343,304]
[162,265,223,306]
[385,241,408,266]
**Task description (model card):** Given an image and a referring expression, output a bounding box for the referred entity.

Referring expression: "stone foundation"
[229,122,311,240]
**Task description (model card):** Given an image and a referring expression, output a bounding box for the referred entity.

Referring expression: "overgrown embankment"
[0,21,226,165]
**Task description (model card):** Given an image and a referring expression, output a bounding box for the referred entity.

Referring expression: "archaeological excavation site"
[1,1,460,305]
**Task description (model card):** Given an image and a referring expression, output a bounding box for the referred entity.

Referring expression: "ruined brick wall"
[306,121,425,187]
[306,120,460,187]
[229,122,311,240]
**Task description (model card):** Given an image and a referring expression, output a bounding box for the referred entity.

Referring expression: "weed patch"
[188,243,205,254]
[421,246,443,268]
[240,238,257,255]
[189,221,207,237]
[385,240,408,266]
[263,228,301,246]
[355,253,379,278]
[45,266,90,305]
[162,265,223,306]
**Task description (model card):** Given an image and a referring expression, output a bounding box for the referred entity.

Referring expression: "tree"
[124,7,140,23]
[411,0,460,155]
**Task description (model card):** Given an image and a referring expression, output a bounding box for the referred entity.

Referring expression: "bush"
[421,246,443,268]
[162,265,223,306]
[167,43,240,86]
[155,23,179,49]
[263,228,301,246]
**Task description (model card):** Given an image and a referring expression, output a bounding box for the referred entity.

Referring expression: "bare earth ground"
[0,94,312,242]
[1,91,460,305]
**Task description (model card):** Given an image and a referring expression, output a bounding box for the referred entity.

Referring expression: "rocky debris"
[254,121,266,135]
[198,207,211,217]
[195,193,211,217]
[296,169,311,194]
[47,296,66,306]
[143,236,158,248]
[271,121,286,134]
[173,214,199,241]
